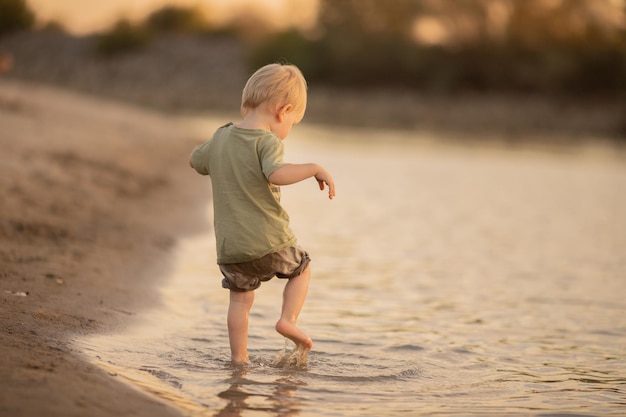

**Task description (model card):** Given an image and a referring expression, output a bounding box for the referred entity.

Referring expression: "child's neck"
[236,108,273,132]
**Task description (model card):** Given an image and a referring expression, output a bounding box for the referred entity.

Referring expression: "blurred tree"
[412,0,626,93]
[247,29,316,72]
[226,8,275,41]
[95,19,150,56]
[245,0,626,95]
[0,0,35,37]
[290,0,423,85]
[502,0,625,93]
[317,0,423,39]
[419,0,624,47]
[144,6,209,34]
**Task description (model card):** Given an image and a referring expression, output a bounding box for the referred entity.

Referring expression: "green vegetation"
[249,0,626,97]
[91,1,626,96]
[6,0,623,98]
[144,5,209,34]
[0,0,35,37]
[95,6,210,56]
[95,19,151,56]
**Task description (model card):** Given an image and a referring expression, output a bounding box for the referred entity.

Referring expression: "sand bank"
[0,79,211,416]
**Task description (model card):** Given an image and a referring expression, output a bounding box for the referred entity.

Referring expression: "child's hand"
[315,169,335,200]
[269,163,335,199]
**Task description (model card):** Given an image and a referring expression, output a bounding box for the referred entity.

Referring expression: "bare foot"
[230,354,249,366]
[275,319,313,350]
[273,339,310,367]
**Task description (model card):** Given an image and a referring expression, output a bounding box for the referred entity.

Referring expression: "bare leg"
[228,290,255,365]
[275,266,313,350]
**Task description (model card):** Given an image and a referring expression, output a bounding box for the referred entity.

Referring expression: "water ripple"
[79,131,626,416]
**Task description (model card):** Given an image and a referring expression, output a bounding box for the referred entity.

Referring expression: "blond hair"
[241,63,307,119]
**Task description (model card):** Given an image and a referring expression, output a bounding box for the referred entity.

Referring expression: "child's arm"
[189,148,209,175]
[269,163,335,199]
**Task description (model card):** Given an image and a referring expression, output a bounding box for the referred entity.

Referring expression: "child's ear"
[277,104,293,122]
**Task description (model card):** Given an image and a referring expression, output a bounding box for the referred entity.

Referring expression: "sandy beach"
[0,79,210,416]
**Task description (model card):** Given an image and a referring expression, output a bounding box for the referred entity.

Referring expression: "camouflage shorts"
[219,246,311,292]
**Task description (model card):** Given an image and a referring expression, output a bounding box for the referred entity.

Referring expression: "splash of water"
[273,339,309,367]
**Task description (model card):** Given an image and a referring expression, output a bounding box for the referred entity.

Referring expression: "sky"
[26,0,319,34]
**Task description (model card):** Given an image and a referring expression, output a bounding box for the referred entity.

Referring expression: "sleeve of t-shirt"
[190,140,211,175]
[258,134,286,180]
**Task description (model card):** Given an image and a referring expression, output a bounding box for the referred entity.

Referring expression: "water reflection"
[215,367,305,417]
[79,121,626,416]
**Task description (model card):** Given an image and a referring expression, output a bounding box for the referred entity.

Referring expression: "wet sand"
[0,80,210,417]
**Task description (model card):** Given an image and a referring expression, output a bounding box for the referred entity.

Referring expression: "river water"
[80,122,626,416]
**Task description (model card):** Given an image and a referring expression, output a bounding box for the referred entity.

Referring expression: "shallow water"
[80,123,626,416]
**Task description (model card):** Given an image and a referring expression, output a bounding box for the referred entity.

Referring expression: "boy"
[189,63,335,365]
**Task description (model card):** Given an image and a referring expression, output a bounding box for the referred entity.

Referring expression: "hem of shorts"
[216,238,297,265]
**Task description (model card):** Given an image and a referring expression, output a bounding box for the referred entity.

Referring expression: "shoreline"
[0,79,212,416]
[2,78,623,416]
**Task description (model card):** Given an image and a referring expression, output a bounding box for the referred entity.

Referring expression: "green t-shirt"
[191,123,296,264]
